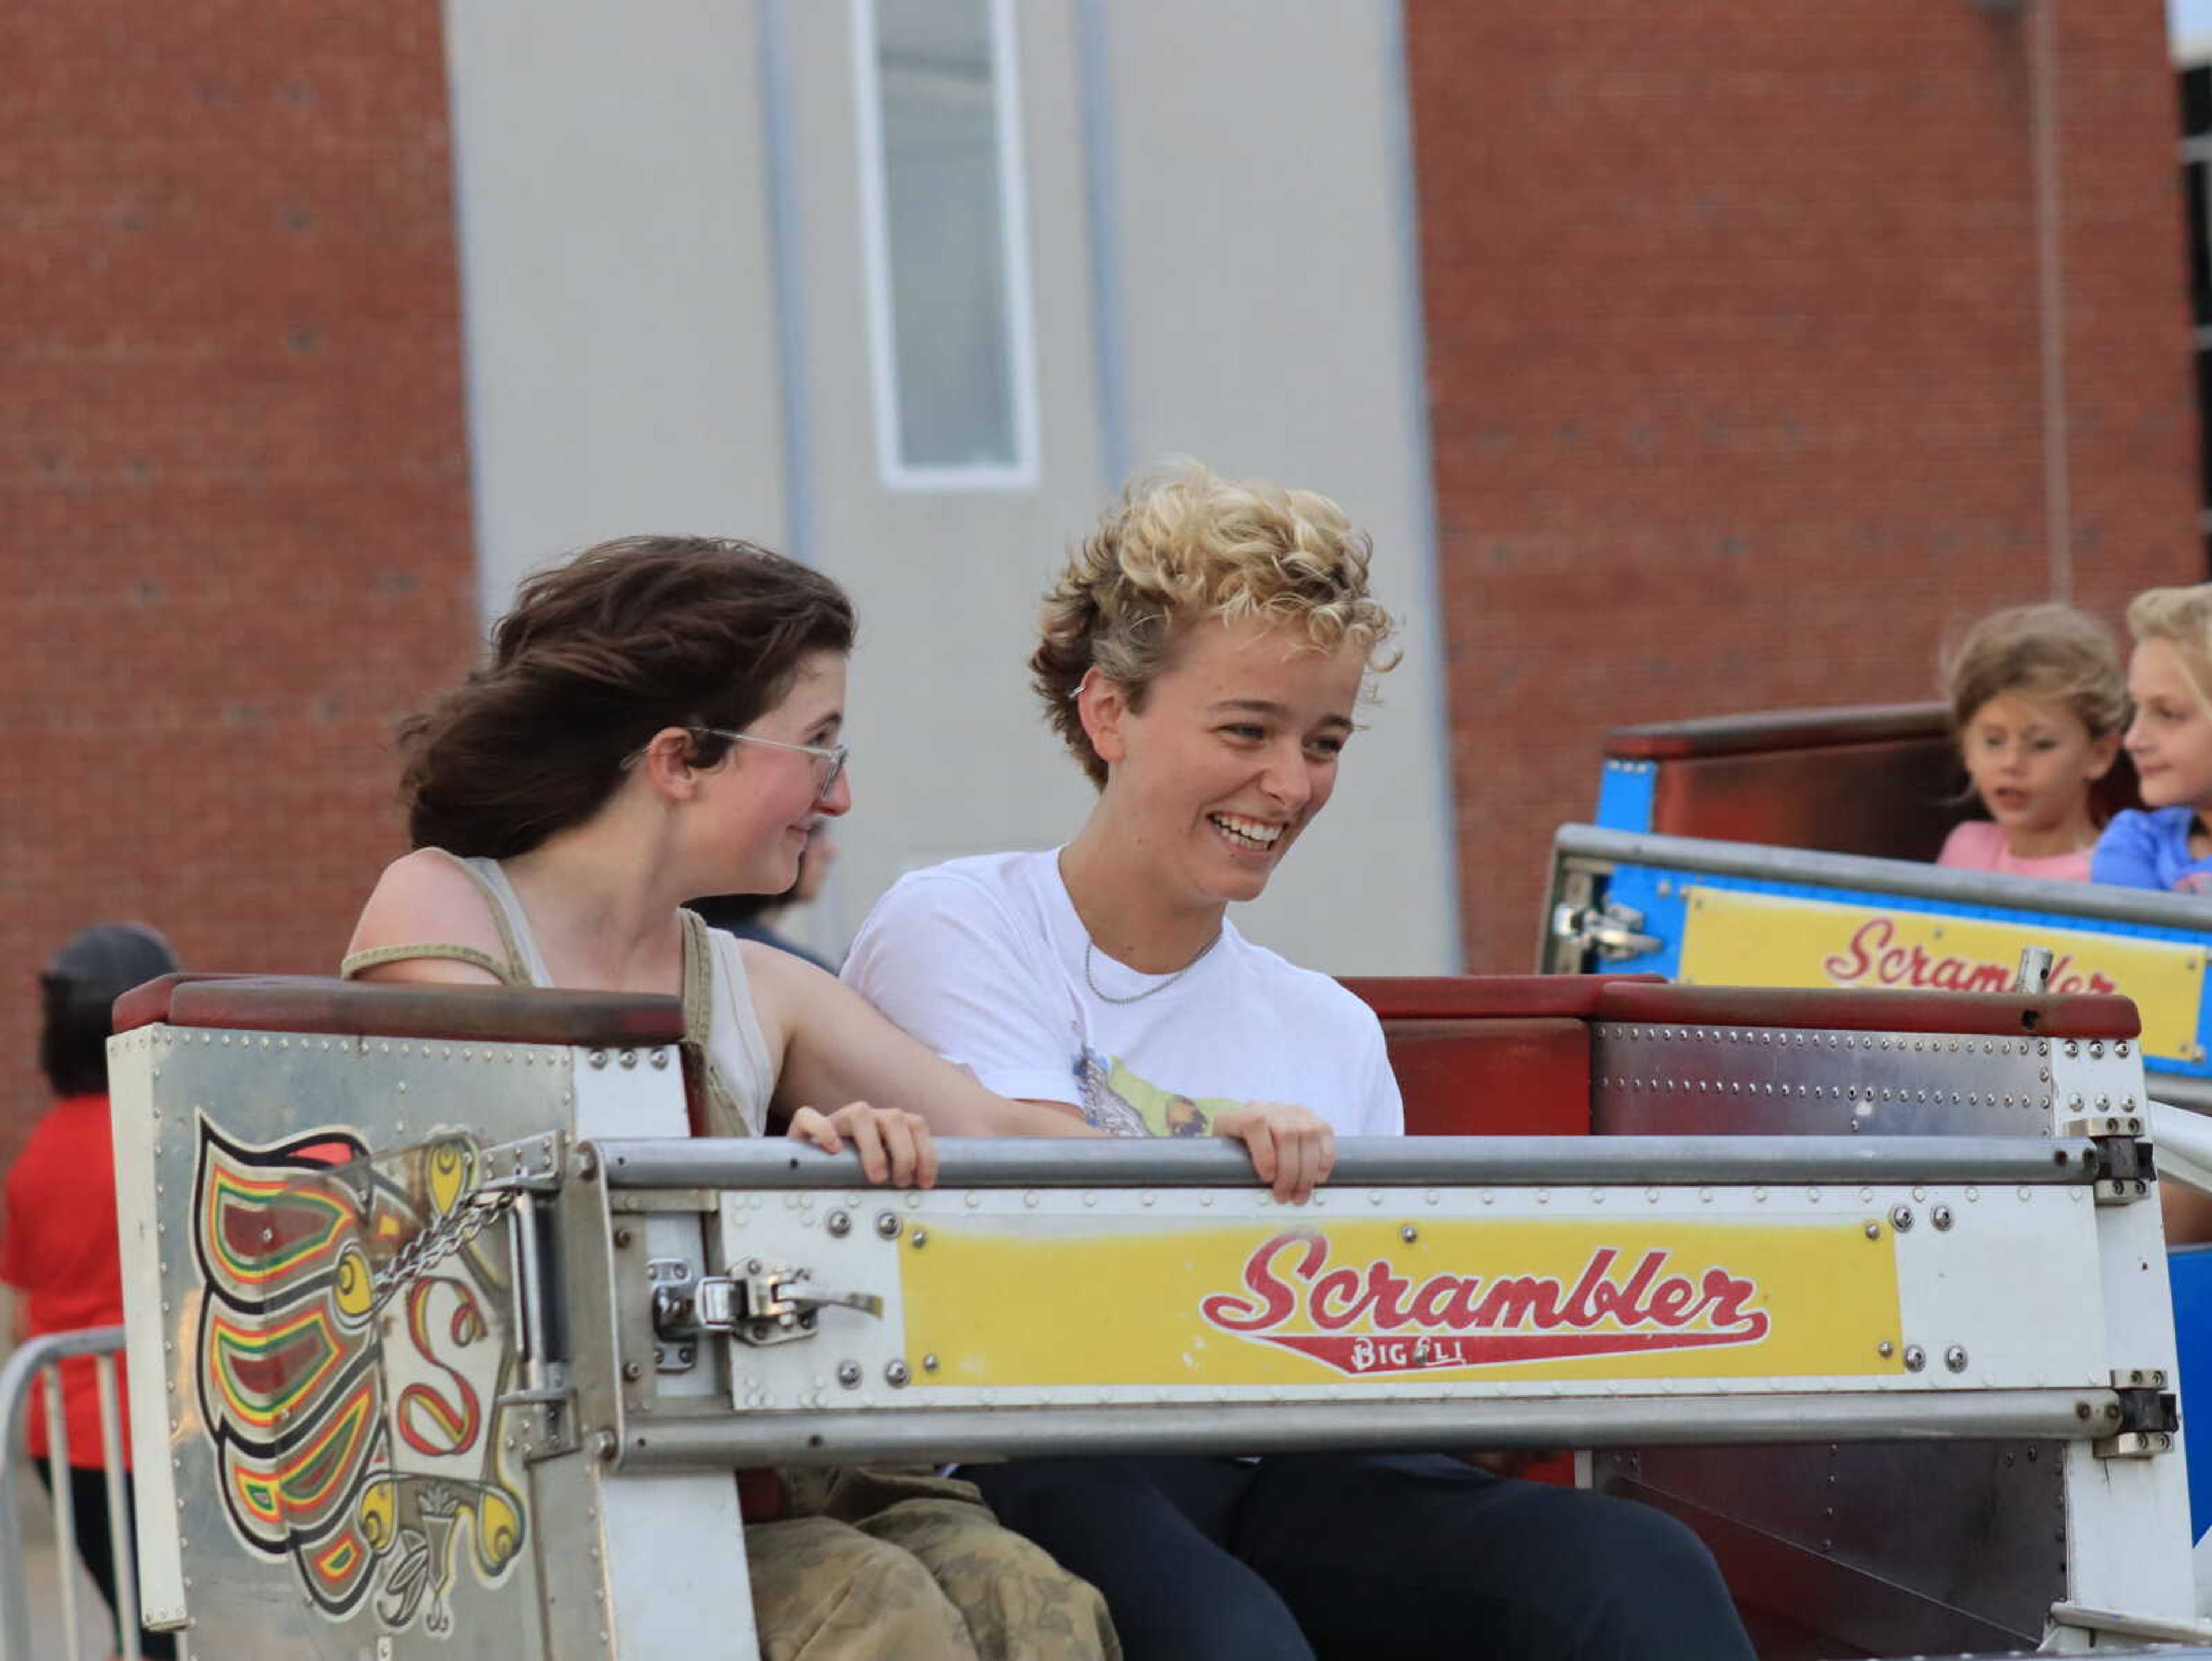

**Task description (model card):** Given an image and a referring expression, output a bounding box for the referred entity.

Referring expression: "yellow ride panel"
[900,1214,1898,1390]
[1677,886,2204,1061]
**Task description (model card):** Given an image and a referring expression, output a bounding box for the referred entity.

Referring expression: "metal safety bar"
[593,1133,2106,1191]
[1555,822,2212,931]
[616,1387,2127,1470]
[0,1325,139,1661]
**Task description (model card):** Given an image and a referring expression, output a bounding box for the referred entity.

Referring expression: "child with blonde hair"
[2095,584,2212,892]
[1937,603,2125,882]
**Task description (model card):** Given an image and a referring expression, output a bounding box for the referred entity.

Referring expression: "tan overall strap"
[338,942,523,985]
[680,908,751,1139]
[445,851,532,983]
[679,907,717,1042]
[337,850,532,987]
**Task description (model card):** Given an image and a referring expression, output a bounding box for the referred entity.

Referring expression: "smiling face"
[1089,614,1364,909]
[2126,639,2212,816]
[694,650,852,894]
[1957,689,2117,854]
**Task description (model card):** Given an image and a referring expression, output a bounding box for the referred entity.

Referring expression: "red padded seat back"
[1340,976,1657,1137]
[1590,981,2138,1039]
[111,971,684,1048]
[1381,1018,1590,1136]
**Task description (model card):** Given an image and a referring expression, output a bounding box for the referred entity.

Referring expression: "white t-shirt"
[842,849,1403,1138]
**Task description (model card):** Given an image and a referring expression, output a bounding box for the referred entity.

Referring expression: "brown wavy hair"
[1942,602,2126,739]
[400,536,854,856]
[1032,463,1399,786]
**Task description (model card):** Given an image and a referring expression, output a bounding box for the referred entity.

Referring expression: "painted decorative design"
[191,1120,527,1635]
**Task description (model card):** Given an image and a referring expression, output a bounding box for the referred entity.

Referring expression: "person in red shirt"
[3,923,177,1660]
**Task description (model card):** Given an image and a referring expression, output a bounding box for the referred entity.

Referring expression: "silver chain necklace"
[1084,931,1222,1006]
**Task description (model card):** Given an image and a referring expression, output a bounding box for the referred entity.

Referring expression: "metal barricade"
[0,1323,139,1661]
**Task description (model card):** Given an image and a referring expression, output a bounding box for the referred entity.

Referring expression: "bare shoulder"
[346,849,506,985]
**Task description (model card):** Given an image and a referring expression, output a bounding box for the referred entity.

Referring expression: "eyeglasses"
[693,727,849,801]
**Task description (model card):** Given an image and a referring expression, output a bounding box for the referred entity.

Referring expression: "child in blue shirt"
[2093,584,2212,894]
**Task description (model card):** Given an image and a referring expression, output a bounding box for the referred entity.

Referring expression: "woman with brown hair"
[342,534,1127,1659]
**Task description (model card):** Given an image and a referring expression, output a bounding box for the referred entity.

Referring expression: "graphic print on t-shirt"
[1074,1045,1241,1139]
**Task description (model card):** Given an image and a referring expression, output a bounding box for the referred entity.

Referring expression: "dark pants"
[967,1453,1754,1661]
[36,1462,176,1659]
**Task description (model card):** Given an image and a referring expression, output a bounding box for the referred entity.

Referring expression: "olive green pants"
[745,1467,1120,1661]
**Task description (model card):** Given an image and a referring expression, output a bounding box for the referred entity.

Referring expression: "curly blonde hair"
[2127,584,2212,715]
[1032,464,1400,786]
[1942,603,2126,740]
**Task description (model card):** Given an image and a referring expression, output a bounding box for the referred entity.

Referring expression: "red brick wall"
[1406,2,2203,970]
[1,4,477,1166]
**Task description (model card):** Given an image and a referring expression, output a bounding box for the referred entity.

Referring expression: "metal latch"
[2062,1115,2155,1204]
[2013,945,2054,993]
[2092,1368,2177,1459]
[476,1129,570,1194]
[650,1257,884,1354]
[1550,898,1661,963]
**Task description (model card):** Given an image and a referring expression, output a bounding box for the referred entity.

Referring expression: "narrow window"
[853,0,1040,488]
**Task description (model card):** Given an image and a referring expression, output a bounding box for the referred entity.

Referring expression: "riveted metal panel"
[108,1024,694,1659]
[1586,1018,2193,1645]
[1594,1023,2071,1137]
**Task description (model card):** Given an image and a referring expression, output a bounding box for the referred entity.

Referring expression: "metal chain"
[371,1186,522,1307]
[1083,932,1222,1006]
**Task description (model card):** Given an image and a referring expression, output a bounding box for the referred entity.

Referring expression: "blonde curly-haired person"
[845,465,1753,1661]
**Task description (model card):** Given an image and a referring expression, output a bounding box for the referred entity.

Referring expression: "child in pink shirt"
[1935,604,2125,883]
